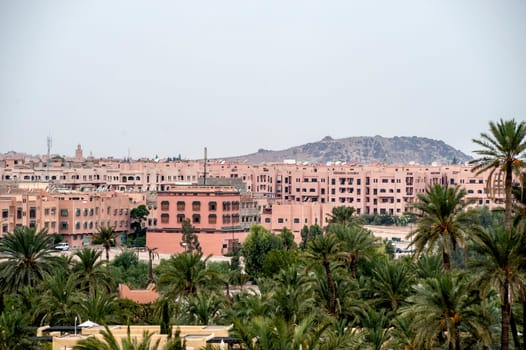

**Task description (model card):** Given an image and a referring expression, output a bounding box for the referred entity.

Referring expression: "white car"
[54,242,70,251]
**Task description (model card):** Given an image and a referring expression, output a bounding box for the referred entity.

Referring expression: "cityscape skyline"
[1,1,525,159]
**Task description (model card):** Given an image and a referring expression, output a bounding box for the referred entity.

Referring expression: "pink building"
[0,186,137,248]
[147,185,249,255]
[0,148,510,250]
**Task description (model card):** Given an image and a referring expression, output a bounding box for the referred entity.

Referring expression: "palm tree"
[73,326,159,350]
[33,273,82,326]
[92,225,118,275]
[180,292,226,325]
[0,309,34,350]
[231,313,338,350]
[470,226,526,350]
[471,118,526,230]
[0,226,60,294]
[401,273,490,350]
[73,248,110,293]
[368,258,415,312]
[304,233,345,315]
[359,307,391,350]
[268,264,317,324]
[79,291,120,325]
[327,224,379,278]
[327,206,359,226]
[157,252,220,299]
[409,183,477,271]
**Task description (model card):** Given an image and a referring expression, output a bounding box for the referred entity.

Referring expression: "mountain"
[225,136,472,165]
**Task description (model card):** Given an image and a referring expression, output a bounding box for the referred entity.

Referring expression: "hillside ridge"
[225,135,471,165]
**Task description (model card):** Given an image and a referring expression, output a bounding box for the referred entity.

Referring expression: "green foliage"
[383,238,395,259]
[130,205,150,233]
[0,226,61,294]
[180,219,202,253]
[241,225,282,279]
[157,252,220,299]
[0,308,35,350]
[160,300,171,334]
[134,235,146,247]
[410,183,478,271]
[300,224,323,249]
[261,249,298,278]
[110,250,148,289]
[277,227,296,250]
[471,118,526,230]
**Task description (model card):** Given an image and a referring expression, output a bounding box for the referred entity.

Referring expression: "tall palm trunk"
[323,261,336,315]
[510,310,521,349]
[505,166,513,231]
[522,290,526,350]
[105,246,110,275]
[442,250,451,272]
[502,280,511,350]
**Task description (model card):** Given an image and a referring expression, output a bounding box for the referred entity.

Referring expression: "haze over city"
[1,1,525,160]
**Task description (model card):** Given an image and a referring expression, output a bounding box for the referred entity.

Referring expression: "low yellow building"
[50,324,233,350]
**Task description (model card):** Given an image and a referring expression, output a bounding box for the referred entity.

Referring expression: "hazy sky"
[1,1,525,160]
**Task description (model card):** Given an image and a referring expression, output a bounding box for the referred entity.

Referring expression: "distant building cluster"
[0,146,503,254]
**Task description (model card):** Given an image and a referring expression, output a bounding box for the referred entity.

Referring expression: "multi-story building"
[0,185,137,248]
[147,185,251,255]
[0,148,510,252]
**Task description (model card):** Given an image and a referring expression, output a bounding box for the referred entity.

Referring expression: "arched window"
[161,200,170,211]
[161,213,169,224]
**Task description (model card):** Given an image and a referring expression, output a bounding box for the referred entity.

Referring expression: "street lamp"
[74,316,77,335]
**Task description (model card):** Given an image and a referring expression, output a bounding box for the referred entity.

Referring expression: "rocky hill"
[225,136,471,165]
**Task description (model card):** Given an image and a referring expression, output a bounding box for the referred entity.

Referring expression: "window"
[60,221,68,229]
[293,218,300,224]
[177,201,185,211]
[208,214,217,224]
[75,208,81,216]
[29,207,36,219]
[223,201,231,211]
[177,214,185,223]
[83,222,88,229]
[2,209,8,218]
[264,218,271,223]
[84,208,89,216]
[161,213,169,224]
[232,201,240,211]
[192,214,200,224]
[278,218,284,224]
[223,215,231,224]
[192,201,201,211]
[2,224,8,233]
[90,208,94,216]
[209,201,217,211]
[60,209,69,217]
[161,201,170,211]
[75,222,80,229]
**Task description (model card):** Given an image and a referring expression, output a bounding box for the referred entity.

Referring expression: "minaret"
[75,144,83,160]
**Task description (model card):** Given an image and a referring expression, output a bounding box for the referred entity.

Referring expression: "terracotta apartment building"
[0,185,139,248]
[0,149,507,254]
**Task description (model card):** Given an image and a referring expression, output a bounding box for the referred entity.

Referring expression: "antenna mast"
[46,136,52,181]
[203,147,207,186]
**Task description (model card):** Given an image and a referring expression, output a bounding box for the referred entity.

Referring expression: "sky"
[1,1,525,160]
